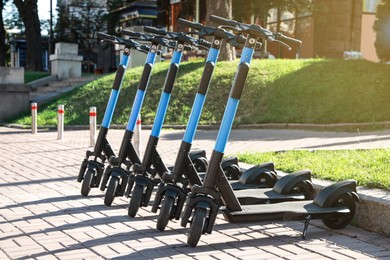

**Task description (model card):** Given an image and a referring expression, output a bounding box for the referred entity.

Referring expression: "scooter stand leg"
[302,215,311,240]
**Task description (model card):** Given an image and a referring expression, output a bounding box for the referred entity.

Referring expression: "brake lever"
[271,38,292,51]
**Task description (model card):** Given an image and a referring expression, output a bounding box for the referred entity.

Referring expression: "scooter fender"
[239,165,278,187]
[100,165,113,191]
[180,194,220,234]
[313,179,360,208]
[188,150,207,161]
[77,158,88,182]
[272,170,313,195]
[134,175,155,206]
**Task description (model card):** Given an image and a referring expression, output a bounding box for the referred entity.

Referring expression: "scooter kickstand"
[302,215,311,240]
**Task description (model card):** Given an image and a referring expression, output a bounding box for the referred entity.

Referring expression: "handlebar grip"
[278,34,302,48]
[183,45,192,51]
[121,29,143,38]
[177,18,203,31]
[209,15,237,27]
[144,26,166,36]
[97,32,117,41]
[198,39,211,49]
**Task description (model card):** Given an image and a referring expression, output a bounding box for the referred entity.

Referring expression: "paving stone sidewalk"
[0,126,389,259]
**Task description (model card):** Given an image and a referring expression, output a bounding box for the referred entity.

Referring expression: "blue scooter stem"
[126,50,158,132]
[101,51,130,129]
[150,50,183,138]
[182,47,220,144]
[214,46,254,153]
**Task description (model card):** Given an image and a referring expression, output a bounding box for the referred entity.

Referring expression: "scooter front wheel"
[104,176,119,206]
[128,185,143,217]
[81,169,94,196]
[187,207,207,247]
[156,196,175,231]
[322,193,356,229]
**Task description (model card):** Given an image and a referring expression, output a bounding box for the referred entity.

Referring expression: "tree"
[374,0,390,62]
[0,0,6,66]
[13,0,42,71]
[206,0,235,61]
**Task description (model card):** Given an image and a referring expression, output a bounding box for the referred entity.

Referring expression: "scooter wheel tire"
[292,181,316,200]
[187,207,207,247]
[193,157,208,172]
[104,176,119,206]
[81,169,94,196]
[128,185,143,217]
[157,196,175,231]
[322,193,356,229]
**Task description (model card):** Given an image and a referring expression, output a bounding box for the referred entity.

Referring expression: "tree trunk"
[13,0,42,71]
[206,0,235,61]
[0,0,6,66]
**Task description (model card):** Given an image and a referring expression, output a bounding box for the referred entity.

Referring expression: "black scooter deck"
[234,189,304,204]
[221,200,349,223]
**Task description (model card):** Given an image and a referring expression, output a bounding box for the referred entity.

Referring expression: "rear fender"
[313,180,359,208]
[272,170,312,194]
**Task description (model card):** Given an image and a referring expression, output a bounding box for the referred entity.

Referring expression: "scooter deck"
[234,188,304,204]
[221,200,349,223]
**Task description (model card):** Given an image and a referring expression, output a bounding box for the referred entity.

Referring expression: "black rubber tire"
[128,185,143,217]
[322,193,356,229]
[81,169,94,196]
[223,164,240,180]
[156,196,175,231]
[104,176,119,206]
[187,208,207,247]
[292,181,316,200]
[193,157,208,172]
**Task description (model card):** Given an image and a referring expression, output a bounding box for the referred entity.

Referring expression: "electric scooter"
[99,32,173,206]
[152,18,315,231]
[181,16,359,247]
[126,27,207,217]
[77,32,150,196]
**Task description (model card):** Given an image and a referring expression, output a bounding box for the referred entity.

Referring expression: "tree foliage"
[374,0,390,62]
[0,0,6,66]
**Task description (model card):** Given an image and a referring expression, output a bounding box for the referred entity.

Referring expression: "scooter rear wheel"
[292,181,316,200]
[192,157,208,172]
[322,193,356,229]
[104,176,119,206]
[223,164,241,180]
[81,169,94,196]
[128,185,143,217]
[156,196,175,231]
[187,207,207,247]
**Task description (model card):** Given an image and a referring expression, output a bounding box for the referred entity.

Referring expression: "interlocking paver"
[1,126,390,259]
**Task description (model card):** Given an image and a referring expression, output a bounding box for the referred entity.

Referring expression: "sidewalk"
[0,126,389,259]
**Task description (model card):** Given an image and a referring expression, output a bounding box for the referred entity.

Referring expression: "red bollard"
[31,103,38,134]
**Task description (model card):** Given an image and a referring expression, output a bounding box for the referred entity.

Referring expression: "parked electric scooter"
[126,27,207,217]
[181,16,359,247]
[77,32,150,196]
[99,32,173,206]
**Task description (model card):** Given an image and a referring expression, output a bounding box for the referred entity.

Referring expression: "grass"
[237,149,390,190]
[25,71,50,83]
[10,58,390,126]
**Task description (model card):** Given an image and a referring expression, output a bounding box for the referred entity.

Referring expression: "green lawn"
[25,71,50,83]
[10,58,390,127]
[237,149,390,190]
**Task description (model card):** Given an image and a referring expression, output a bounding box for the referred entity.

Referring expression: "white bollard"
[89,107,97,147]
[134,114,142,157]
[31,103,37,134]
[57,105,64,140]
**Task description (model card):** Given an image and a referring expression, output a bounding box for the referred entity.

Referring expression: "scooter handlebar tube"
[209,15,238,28]
[177,18,203,31]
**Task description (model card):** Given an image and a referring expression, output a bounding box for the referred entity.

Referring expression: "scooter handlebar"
[144,26,166,36]
[121,29,144,39]
[275,33,302,48]
[209,15,238,27]
[177,18,203,31]
[97,32,117,42]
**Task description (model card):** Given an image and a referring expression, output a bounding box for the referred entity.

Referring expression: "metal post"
[89,107,97,147]
[134,114,142,156]
[57,105,64,140]
[31,103,37,134]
